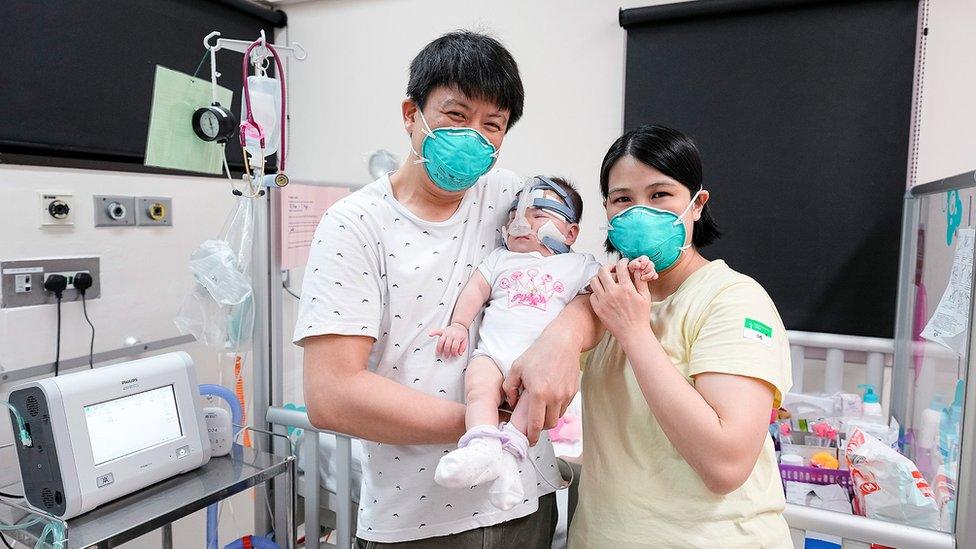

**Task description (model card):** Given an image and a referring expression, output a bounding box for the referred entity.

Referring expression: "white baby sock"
[488,451,524,510]
[488,422,531,510]
[434,426,505,489]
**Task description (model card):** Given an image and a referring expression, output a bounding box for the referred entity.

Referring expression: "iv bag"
[240,75,282,159]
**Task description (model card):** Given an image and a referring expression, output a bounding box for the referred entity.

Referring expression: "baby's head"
[504,176,583,255]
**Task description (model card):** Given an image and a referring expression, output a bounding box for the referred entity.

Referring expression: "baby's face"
[505,208,577,255]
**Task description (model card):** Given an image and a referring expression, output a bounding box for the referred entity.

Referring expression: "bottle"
[858,384,884,423]
[917,395,944,481]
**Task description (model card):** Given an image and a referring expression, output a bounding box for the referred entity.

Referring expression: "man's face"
[405,86,510,157]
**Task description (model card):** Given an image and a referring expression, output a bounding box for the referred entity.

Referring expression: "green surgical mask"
[410,109,498,192]
[606,189,702,270]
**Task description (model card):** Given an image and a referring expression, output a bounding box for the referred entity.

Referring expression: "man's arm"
[501,293,604,444]
[304,334,466,444]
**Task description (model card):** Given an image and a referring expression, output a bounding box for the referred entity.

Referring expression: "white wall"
[913,0,976,184]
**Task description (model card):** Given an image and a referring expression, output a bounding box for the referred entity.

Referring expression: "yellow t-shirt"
[570,260,793,548]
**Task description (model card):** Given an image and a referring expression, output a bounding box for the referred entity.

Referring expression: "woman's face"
[604,155,707,237]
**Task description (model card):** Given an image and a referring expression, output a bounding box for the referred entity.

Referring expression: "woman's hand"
[590,258,653,345]
[429,322,469,357]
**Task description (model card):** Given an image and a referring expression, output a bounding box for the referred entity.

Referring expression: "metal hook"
[204,31,221,52]
[291,42,308,61]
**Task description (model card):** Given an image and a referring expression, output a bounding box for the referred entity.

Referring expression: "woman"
[569,125,793,547]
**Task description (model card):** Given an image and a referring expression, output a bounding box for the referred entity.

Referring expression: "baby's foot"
[435,436,503,489]
[488,451,524,510]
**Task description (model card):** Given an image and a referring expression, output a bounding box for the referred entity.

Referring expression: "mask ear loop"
[673,187,705,250]
[409,108,435,164]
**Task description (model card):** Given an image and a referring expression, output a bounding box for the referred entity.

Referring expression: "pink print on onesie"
[497,268,565,311]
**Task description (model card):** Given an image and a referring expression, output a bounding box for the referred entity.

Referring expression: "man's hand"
[502,330,581,446]
[429,322,469,357]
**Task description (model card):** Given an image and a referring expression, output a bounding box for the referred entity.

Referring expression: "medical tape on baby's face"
[507,185,536,237]
[537,219,568,246]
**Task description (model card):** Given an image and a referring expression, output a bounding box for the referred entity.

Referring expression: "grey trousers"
[356,492,558,549]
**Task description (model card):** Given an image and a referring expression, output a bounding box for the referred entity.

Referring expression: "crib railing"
[783,330,957,548]
[787,330,892,396]
[267,406,354,549]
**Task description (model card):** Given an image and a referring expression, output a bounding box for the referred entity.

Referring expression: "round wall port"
[148,202,166,221]
[48,200,70,219]
[107,202,127,221]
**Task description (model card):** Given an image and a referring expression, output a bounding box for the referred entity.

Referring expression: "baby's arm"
[429,271,492,357]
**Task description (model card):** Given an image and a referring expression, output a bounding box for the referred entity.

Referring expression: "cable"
[2,401,31,448]
[54,297,62,377]
[282,281,300,300]
[81,294,95,369]
[43,275,67,377]
[73,273,95,369]
[0,491,23,499]
[0,532,14,549]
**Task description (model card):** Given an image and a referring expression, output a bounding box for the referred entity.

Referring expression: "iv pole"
[204,28,305,545]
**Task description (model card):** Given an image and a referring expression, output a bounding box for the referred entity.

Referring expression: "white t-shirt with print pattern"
[293,169,561,543]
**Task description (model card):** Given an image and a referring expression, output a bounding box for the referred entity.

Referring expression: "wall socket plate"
[93,195,136,227]
[1,257,100,308]
[136,197,173,226]
[38,191,74,227]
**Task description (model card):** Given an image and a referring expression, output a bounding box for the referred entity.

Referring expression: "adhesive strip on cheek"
[537,220,566,245]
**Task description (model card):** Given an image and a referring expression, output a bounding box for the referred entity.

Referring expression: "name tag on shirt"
[743,318,773,347]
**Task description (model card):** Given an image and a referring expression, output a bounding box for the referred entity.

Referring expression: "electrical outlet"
[136,197,173,226]
[1,257,100,308]
[94,195,136,227]
[38,192,74,227]
[44,270,91,287]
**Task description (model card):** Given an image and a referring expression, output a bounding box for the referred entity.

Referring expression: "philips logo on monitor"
[121,378,138,385]
[120,378,140,390]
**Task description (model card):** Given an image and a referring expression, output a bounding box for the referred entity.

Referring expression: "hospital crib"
[784,331,952,549]
[267,330,949,549]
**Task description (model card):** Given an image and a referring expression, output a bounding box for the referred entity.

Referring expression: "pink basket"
[779,464,854,499]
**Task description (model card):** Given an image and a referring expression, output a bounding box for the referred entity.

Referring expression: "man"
[294,31,599,547]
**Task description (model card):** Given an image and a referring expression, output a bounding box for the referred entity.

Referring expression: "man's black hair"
[408,31,524,130]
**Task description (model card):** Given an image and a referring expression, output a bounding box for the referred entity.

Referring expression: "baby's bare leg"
[464,355,505,430]
[434,355,508,491]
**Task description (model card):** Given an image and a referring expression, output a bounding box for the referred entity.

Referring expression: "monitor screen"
[84,385,184,466]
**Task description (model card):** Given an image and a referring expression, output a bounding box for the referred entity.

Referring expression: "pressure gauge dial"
[192,103,238,143]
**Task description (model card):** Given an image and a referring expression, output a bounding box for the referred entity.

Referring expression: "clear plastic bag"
[175,196,255,351]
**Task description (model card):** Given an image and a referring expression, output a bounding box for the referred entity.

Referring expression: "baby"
[430,175,652,510]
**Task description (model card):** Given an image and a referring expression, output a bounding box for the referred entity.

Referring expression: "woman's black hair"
[408,31,524,130]
[600,124,721,254]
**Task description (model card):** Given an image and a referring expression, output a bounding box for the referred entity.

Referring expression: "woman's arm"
[619,334,774,494]
[591,260,774,494]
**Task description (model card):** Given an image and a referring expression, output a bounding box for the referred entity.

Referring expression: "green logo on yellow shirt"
[744,318,773,347]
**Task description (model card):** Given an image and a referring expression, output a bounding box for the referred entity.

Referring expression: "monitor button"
[176,445,190,459]
[96,473,114,488]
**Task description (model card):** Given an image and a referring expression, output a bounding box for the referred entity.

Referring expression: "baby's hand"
[429,322,469,358]
[629,256,658,282]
